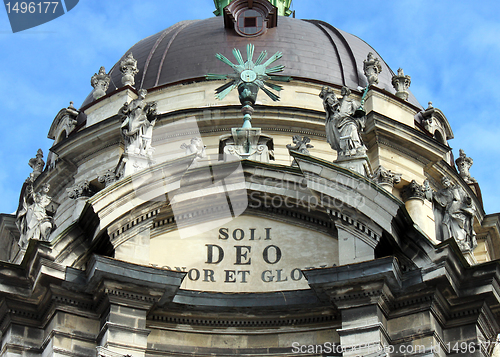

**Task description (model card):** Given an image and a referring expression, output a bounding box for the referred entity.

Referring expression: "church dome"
[3,2,500,356]
[82,16,420,108]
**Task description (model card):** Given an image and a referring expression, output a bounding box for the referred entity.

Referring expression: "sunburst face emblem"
[206,44,291,102]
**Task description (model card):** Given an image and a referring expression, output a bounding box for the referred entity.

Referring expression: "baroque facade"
[1,0,500,356]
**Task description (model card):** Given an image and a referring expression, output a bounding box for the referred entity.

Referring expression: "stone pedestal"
[13,247,26,264]
[118,152,155,177]
[220,127,273,162]
[463,249,478,266]
[335,155,371,177]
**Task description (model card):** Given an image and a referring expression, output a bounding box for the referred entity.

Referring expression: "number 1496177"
[5,2,59,14]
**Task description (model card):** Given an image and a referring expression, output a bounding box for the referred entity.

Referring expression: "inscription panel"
[150,216,338,292]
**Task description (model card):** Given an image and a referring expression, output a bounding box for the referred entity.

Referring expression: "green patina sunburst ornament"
[206,44,291,104]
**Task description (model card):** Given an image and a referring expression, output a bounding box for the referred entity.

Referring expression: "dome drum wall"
[84,88,137,127]
[36,74,471,261]
[80,79,425,170]
[46,86,445,249]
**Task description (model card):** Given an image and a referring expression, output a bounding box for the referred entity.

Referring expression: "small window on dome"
[244,17,257,28]
[236,9,264,36]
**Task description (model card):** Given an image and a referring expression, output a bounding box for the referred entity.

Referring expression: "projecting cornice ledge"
[366,111,451,165]
[79,255,186,307]
[291,151,402,236]
[304,256,406,293]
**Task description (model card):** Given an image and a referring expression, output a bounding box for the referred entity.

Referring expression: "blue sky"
[0,0,499,215]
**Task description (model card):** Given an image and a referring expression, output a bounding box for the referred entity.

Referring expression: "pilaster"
[304,258,400,356]
[86,255,185,357]
[401,180,430,234]
[97,294,151,357]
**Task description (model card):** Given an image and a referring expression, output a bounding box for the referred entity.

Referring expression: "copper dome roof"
[82,16,420,108]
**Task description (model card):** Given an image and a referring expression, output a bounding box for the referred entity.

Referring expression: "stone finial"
[28,149,45,180]
[67,101,78,115]
[181,138,207,159]
[363,52,382,86]
[120,53,139,87]
[62,101,79,136]
[371,165,401,188]
[66,180,95,199]
[391,68,411,100]
[455,149,476,183]
[401,180,426,202]
[91,66,110,100]
[64,102,79,133]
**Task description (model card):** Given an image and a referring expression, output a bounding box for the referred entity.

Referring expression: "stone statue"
[91,66,110,100]
[119,89,158,158]
[286,135,313,167]
[433,176,476,251]
[363,52,382,86]
[181,137,207,159]
[455,149,476,183]
[286,135,313,155]
[16,177,56,248]
[120,53,139,87]
[28,149,45,180]
[319,86,367,157]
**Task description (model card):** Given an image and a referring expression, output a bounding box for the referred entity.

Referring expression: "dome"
[82,16,420,108]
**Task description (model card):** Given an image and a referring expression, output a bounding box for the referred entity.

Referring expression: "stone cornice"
[50,115,122,166]
[326,208,380,247]
[366,111,450,166]
[108,208,160,247]
[304,257,403,292]
[291,151,403,236]
[85,255,185,297]
[154,104,328,140]
[150,311,338,328]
